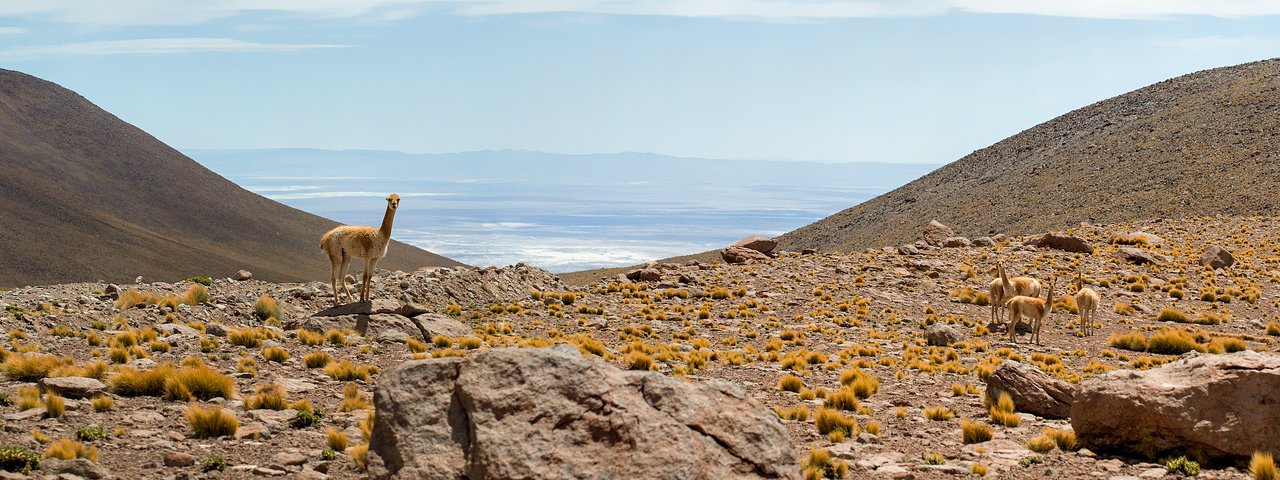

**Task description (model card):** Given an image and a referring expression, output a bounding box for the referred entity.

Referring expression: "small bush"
[43,392,65,418]
[304,351,332,368]
[1268,321,1280,337]
[962,419,993,444]
[253,295,282,321]
[1026,435,1056,453]
[840,368,879,399]
[182,284,210,305]
[75,427,107,442]
[290,409,323,429]
[923,452,946,465]
[824,388,860,411]
[972,463,989,476]
[1157,307,1190,323]
[1253,451,1278,480]
[91,396,114,412]
[261,346,290,363]
[42,438,98,462]
[1148,328,1202,355]
[202,455,226,472]
[327,427,349,451]
[778,374,804,393]
[814,407,858,437]
[1108,332,1148,352]
[185,405,239,438]
[2,353,64,381]
[1166,456,1201,476]
[924,406,955,421]
[245,384,289,410]
[0,446,40,473]
[228,328,262,348]
[166,365,236,401]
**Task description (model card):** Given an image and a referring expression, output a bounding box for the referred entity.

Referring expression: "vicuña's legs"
[338,252,354,304]
[361,257,380,302]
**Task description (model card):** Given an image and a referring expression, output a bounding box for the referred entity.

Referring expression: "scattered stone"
[922,220,955,246]
[1113,247,1171,265]
[897,245,920,255]
[1199,245,1235,269]
[42,458,110,479]
[164,451,197,467]
[941,237,972,248]
[1073,351,1280,461]
[1028,232,1094,254]
[924,324,961,347]
[369,344,798,479]
[721,246,771,265]
[254,466,289,476]
[971,237,995,247]
[984,361,1074,419]
[3,408,45,421]
[626,268,662,282]
[37,376,106,399]
[234,270,253,281]
[731,236,779,254]
[271,452,308,467]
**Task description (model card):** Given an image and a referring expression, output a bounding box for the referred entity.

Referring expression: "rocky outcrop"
[38,376,107,399]
[1027,233,1094,254]
[369,345,799,480]
[921,220,955,247]
[1072,351,1280,461]
[721,246,771,265]
[984,361,1074,420]
[1199,246,1235,269]
[626,268,662,282]
[289,299,471,343]
[732,236,779,254]
[1113,247,1171,265]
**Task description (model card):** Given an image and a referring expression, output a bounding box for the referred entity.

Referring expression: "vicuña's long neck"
[1042,283,1054,319]
[379,206,396,238]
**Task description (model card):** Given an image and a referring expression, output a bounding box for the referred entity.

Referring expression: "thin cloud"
[0,26,26,34]
[0,37,351,60]
[1148,34,1280,50]
[2,0,1279,25]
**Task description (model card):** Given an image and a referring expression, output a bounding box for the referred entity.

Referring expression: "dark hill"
[0,69,462,287]
[779,58,1280,252]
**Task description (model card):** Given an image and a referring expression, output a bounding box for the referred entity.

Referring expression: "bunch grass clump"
[185,405,239,438]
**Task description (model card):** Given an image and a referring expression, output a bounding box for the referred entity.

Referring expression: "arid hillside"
[0,69,462,287]
[779,58,1280,253]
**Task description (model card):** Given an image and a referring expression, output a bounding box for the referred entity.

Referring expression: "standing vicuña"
[1074,271,1100,336]
[1006,278,1054,345]
[990,263,1042,326]
[320,194,400,305]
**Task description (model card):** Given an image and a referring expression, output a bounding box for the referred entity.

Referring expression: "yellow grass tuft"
[43,438,98,463]
[924,406,955,421]
[1253,451,1278,480]
[304,351,332,368]
[165,365,236,401]
[261,346,290,363]
[350,444,369,472]
[43,392,65,418]
[91,395,114,412]
[778,374,805,393]
[325,359,373,381]
[108,364,177,396]
[339,382,372,412]
[961,419,993,444]
[228,328,262,348]
[253,295,282,321]
[298,329,325,346]
[327,427,349,451]
[245,384,289,410]
[181,284,210,305]
[185,404,239,438]
[2,353,66,381]
[814,407,858,437]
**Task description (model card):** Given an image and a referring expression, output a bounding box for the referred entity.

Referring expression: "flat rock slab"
[312,299,431,318]
[984,361,1074,419]
[369,344,799,480]
[38,376,107,399]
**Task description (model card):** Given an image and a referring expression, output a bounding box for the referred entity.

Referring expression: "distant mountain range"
[0,69,461,287]
[779,58,1280,252]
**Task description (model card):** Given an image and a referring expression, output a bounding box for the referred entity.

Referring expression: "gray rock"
[1113,247,1171,265]
[1028,232,1094,254]
[164,451,198,467]
[234,270,253,281]
[922,220,955,247]
[625,269,662,282]
[924,324,961,347]
[941,237,972,248]
[731,236,778,254]
[42,458,110,479]
[897,245,921,256]
[721,246,771,265]
[971,237,996,247]
[368,345,799,480]
[985,361,1074,420]
[38,376,107,399]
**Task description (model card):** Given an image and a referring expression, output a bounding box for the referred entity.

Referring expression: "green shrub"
[0,447,40,473]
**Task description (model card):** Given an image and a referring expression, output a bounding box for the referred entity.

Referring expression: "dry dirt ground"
[2,216,1279,479]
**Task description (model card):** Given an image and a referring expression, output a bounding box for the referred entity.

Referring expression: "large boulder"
[921,220,955,247]
[1072,351,1280,461]
[1199,246,1235,270]
[731,236,779,254]
[721,246,771,265]
[984,361,1074,420]
[626,268,662,282]
[368,345,799,480]
[1113,247,1171,265]
[1027,233,1094,254]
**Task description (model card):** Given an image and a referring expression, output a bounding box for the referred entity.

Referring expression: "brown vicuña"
[990,263,1041,326]
[1074,271,1100,337]
[1005,277,1054,345]
[320,194,400,305]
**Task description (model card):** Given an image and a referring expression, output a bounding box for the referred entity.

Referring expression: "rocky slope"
[0,69,462,288]
[2,216,1279,478]
[779,58,1280,253]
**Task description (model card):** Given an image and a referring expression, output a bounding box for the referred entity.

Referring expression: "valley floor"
[2,216,1278,479]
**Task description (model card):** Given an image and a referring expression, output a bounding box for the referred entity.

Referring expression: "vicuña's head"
[386,194,401,210]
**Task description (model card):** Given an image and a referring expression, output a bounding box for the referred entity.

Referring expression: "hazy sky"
[1,1,1277,163]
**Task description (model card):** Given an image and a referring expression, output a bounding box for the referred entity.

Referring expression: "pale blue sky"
[1,1,1278,163]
